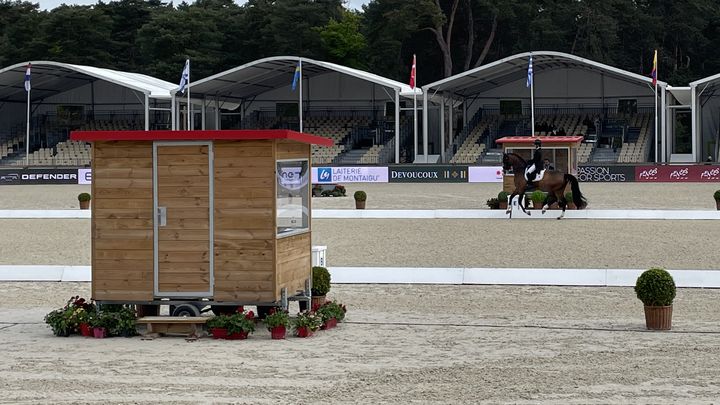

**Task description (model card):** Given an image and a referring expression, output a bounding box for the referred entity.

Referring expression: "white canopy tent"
[688,74,720,163]
[178,56,421,164]
[422,51,667,163]
[0,61,176,130]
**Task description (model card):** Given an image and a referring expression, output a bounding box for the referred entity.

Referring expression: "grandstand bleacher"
[445,109,653,165]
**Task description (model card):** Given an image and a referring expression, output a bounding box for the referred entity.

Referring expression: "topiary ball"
[635,267,676,306]
[311,266,331,296]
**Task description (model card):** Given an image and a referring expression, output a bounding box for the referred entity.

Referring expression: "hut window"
[276,159,310,237]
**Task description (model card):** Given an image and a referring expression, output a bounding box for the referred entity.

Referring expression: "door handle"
[157,206,167,227]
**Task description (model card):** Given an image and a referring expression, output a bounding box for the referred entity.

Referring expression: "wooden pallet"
[136,316,210,338]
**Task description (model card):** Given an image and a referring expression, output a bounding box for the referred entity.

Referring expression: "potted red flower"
[264,308,290,340]
[207,315,230,339]
[292,311,322,338]
[226,310,256,340]
[315,301,347,330]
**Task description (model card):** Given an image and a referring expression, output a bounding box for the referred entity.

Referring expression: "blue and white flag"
[24,63,31,92]
[178,59,189,94]
[526,55,533,88]
[291,62,301,91]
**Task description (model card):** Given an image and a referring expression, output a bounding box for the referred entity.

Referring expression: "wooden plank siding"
[92,141,154,302]
[275,140,309,160]
[156,144,211,293]
[213,140,277,302]
[91,138,313,304]
[275,232,312,298]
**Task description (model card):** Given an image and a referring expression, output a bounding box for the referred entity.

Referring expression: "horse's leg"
[542,193,557,215]
[506,191,517,216]
[557,191,567,220]
[518,187,531,216]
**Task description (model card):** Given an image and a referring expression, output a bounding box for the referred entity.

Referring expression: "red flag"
[409,54,416,89]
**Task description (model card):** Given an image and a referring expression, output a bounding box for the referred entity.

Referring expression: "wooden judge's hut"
[496,136,583,193]
[70,129,333,314]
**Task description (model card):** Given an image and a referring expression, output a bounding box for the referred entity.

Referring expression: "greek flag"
[526,55,533,88]
[24,63,31,92]
[178,59,189,94]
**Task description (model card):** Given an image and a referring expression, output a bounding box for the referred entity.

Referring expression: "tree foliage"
[0,0,719,86]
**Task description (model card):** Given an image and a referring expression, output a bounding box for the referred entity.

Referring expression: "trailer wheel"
[172,304,201,317]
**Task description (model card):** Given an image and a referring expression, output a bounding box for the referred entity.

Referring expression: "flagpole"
[654,81,658,163]
[187,59,191,131]
[299,59,303,133]
[653,50,658,163]
[412,54,418,162]
[25,87,30,167]
[530,56,535,138]
[413,91,418,162]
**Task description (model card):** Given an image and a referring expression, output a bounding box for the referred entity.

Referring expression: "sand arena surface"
[1,282,720,403]
[0,184,719,402]
[0,183,718,269]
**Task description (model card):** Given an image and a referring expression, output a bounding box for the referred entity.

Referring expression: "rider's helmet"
[534,138,542,148]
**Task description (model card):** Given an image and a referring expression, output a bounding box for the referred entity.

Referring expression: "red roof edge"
[70,129,335,147]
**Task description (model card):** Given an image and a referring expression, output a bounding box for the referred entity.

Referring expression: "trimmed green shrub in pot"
[311,266,331,297]
[635,267,676,330]
[635,267,676,307]
[530,190,546,208]
[497,191,509,209]
[353,190,366,202]
[714,190,720,210]
[78,192,92,209]
[353,190,367,209]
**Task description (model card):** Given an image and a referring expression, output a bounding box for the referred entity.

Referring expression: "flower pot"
[210,327,228,339]
[321,318,337,330]
[644,305,673,330]
[93,327,107,339]
[310,295,326,311]
[270,326,286,340]
[499,201,508,210]
[295,326,313,338]
[226,331,249,340]
[355,200,366,209]
[79,200,90,210]
[79,323,93,337]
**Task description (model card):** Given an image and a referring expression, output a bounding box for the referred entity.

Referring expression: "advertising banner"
[0,168,80,185]
[635,165,720,182]
[577,166,635,182]
[78,169,92,185]
[468,166,503,183]
[388,165,469,183]
[311,167,388,183]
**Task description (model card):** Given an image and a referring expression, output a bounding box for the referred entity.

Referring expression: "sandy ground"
[2,282,720,403]
[0,183,718,269]
[1,182,719,210]
[1,185,719,403]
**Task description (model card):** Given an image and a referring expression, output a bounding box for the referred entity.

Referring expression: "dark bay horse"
[502,152,587,219]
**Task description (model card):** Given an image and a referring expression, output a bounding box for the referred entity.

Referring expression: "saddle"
[525,168,546,183]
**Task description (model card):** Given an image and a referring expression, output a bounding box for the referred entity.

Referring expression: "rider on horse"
[525,138,544,184]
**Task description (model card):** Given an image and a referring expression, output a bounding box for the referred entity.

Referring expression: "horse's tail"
[564,174,587,209]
